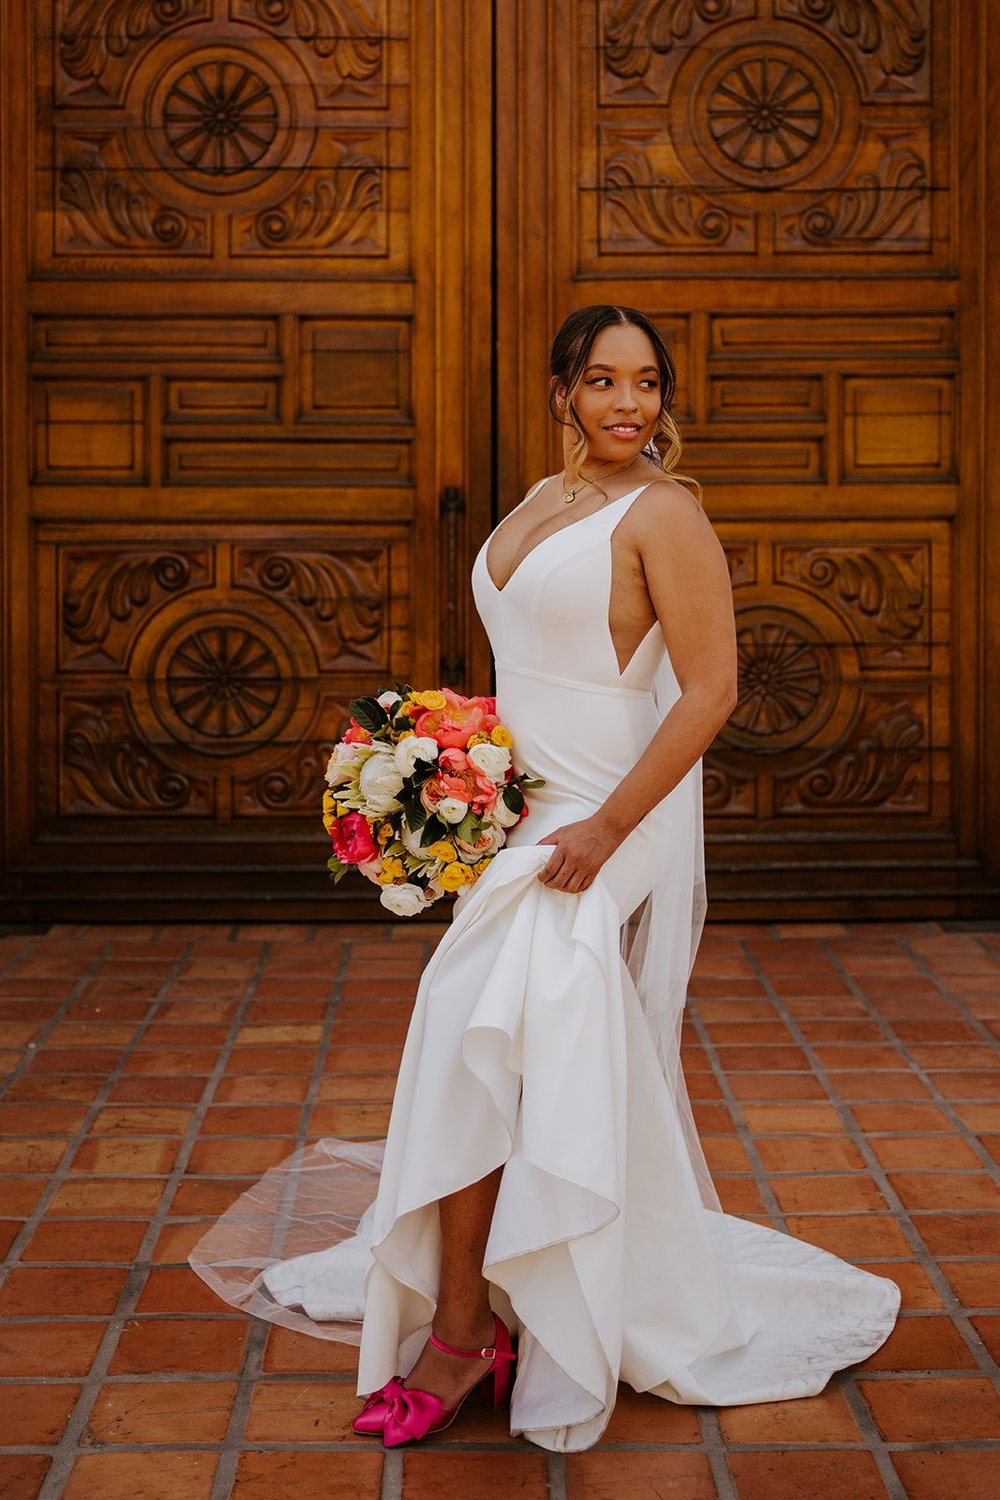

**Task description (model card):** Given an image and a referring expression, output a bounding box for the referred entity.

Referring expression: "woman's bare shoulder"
[628,476,713,547]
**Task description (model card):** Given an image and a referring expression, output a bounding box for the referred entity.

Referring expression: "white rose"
[436,796,469,825]
[493,793,523,828]
[394,735,439,779]
[325,742,366,786]
[455,824,504,859]
[379,881,431,916]
[377,690,402,710]
[399,818,429,856]
[467,742,512,781]
[357,745,404,813]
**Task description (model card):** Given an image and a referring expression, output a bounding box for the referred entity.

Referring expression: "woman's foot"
[403,1311,501,1411]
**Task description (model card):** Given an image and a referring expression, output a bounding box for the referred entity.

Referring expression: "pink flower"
[419,750,497,817]
[330,812,379,865]
[414,689,497,749]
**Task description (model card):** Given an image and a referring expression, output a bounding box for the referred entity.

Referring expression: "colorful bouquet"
[322,685,544,915]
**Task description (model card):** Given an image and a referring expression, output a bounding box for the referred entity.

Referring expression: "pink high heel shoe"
[351,1311,517,1445]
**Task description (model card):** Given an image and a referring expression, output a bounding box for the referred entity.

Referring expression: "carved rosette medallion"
[162,60,280,177]
[687,40,841,189]
[721,606,841,754]
[142,44,310,199]
[147,609,297,755]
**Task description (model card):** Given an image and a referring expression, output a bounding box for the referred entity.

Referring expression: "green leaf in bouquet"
[502,784,524,814]
[518,777,546,790]
[419,814,447,846]
[349,696,389,733]
[455,809,484,844]
[403,794,428,831]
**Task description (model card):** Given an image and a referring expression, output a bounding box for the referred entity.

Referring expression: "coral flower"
[414,688,499,750]
[330,812,379,865]
[342,717,372,744]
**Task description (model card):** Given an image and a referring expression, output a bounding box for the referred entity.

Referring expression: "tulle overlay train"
[190,480,900,1451]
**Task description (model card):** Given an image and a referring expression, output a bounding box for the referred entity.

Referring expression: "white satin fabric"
[189,478,900,1451]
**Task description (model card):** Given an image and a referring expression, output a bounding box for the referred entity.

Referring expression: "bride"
[190,304,900,1452]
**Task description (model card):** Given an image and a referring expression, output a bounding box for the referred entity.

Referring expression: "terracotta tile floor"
[1,918,999,1499]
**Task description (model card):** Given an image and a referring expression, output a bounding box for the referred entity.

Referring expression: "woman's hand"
[536,815,620,893]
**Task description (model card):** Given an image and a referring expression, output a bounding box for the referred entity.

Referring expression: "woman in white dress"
[190,304,900,1452]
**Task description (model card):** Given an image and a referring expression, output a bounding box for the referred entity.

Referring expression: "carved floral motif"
[792,0,927,80]
[777,544,925,642]
[707,56,822,172]
[239,549,384,662]
[794,143,927,244]
[59,140,206,250]
[63,552,196,648]
[162,60,279,176]
[164,624,282,738]
[237,737,340,813]
[603,0,737,81]
[778,709,924,809]
[603,147,746,248]
[730,618,826,739]
[249,154,382,249]
[58,0,207,92]
[247,0,383,81]
[63,701,208,813]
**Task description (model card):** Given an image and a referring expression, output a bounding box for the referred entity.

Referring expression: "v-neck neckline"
[483,481,653,595]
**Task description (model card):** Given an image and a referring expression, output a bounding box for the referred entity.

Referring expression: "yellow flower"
[377,821,394,845]
[466,731,490,747]
[322,789,337,814]
[323,813,335,834]
[397,728,415,740]
[490,725,512,747]
[427,839,457,862]
[411,689,447,710]
[438,860,470,892]
[375,854,407,885]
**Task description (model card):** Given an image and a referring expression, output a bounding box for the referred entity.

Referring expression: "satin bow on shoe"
[381,1384,451,1446]
[351,1377,406,1434]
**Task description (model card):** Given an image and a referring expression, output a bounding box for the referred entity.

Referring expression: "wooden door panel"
[496,0,994,915]
[1,0,493,917]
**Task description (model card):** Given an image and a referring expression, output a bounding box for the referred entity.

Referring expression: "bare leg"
[402,1164,504,1407]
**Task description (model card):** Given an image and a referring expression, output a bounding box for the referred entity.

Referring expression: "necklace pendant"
[562,490,576,504]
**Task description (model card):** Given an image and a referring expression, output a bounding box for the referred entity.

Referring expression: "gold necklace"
[562,454,642,505]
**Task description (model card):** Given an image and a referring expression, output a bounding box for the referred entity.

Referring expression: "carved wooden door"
[496,0,1000,916]
[1,1,492,917]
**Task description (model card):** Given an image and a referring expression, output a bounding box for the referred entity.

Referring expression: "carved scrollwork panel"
[779,131,930,252]
[774,696,928,814]
[597,0,758,104]
[232,546,387,670]
[775,540,929,667]
[599,130,755,253]
[57,135,210,255]
[231,134,385,256]
[55,0,211,105]
[775,0,930,101]
[58,545,214,670]
[230,0,388,107]
[60,695,214,815]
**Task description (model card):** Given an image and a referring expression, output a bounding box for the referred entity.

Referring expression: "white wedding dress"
[190,478,900,1452]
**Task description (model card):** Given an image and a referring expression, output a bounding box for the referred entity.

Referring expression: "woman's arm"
[537,481,737,892]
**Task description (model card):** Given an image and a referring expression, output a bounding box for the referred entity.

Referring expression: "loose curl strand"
[547,304,702,507]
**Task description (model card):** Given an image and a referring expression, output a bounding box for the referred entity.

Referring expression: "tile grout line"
[0,935,117,1286]
[697,1408,738,1500]
[33,930,270,1500]
[815,935,1000,1389]
[545,1450,568,1499]
[380,1448,403,1500]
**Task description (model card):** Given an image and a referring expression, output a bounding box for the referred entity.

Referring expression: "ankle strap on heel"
[428,1330,516,1360]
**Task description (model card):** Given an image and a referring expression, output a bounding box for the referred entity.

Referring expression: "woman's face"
[559,323,663,466]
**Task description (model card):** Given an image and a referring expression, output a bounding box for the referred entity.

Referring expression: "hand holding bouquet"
[322,685,543,915]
